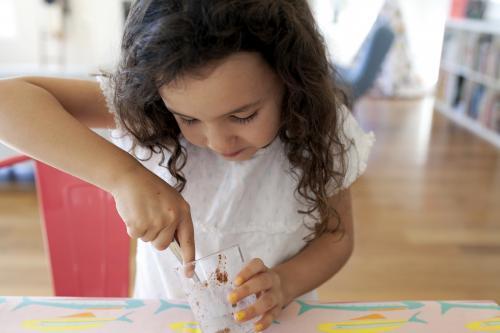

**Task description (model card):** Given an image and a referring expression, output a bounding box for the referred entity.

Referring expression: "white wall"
[0,0,123,76]
[63,0,123,71]
[0,0,124,159]
[0,0,43,66]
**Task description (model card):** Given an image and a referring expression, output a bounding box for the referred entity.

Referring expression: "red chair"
[0,155,130,297]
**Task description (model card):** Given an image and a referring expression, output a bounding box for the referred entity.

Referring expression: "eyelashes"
[179,111,258,126]
[179,118,198,125]
[232,111,258,124]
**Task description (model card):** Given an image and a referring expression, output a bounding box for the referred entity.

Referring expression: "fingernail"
[254,323,264,332]
[234,276,244,286]
[234,311,245,321]
[228,292,238,304]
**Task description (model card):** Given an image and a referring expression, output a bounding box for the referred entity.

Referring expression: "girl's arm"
[228,189,353,331]
[273,188,354,303]
[0,77,129,190]
[0,77,196,262]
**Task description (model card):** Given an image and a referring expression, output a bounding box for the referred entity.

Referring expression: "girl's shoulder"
[335,106,376,191]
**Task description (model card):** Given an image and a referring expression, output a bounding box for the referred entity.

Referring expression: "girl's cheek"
[180,127,206,147]
[256,113,280,143]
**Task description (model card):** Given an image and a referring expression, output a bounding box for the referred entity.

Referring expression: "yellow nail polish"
[228,292,238,304]
[234,311,245,321]
[234,276,244,286]
[254,323,264,332]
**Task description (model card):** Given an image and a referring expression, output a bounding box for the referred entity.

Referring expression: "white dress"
[99,78,375,301]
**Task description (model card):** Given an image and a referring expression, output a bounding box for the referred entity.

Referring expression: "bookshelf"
[435,18,500,148]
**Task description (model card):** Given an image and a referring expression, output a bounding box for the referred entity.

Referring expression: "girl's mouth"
[221,148,245,158]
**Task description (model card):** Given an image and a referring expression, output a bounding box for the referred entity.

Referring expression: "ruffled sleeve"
[96,76,121,129]
[329,106,375,194]
[96,75,170,173]
[96,75,136,154]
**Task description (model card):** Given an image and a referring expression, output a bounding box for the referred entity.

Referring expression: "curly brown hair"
[110,0,351,240]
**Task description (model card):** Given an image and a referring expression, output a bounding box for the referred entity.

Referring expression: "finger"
[140,226,162,242]
[176,207,195,264]
[126,225,147,239]
[151,225,175,251]
[228,272,273,304]
[234,258,267,287]
[254,306,281,332]
[234,291,277,322]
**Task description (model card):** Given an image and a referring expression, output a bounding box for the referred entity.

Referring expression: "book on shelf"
[450,0,489,19]
[438,70,499,130]
[467,83,485,119]
[489,38,500,79]
[450,2,500,22]
[442,28,500,81]
[474,34,492,73]
[461,78,473,110]
[437,16,500,139]
[449,0,469,18]
[478,90,499,130]
[465,0,488,19]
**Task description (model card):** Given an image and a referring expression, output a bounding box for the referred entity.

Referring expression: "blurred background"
[0,0,499,302]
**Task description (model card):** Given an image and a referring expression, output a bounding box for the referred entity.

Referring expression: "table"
[1,296,498,332]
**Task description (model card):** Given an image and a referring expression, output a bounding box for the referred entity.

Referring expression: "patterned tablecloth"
[0,296,499,332]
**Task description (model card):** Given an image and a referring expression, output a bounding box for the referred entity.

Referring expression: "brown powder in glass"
[215,329,230,333]
[215,267,228,284]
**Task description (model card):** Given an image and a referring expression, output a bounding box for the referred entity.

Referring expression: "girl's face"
[158,52,284,161]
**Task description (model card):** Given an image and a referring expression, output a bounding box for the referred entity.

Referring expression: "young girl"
[0,0,374,331]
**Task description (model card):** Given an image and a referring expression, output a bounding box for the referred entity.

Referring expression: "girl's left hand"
[227,258,287,332]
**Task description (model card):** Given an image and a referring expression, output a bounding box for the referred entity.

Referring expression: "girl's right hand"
[110,163,195,264]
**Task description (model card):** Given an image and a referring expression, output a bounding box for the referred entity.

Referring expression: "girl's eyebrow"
[168,100,262,119]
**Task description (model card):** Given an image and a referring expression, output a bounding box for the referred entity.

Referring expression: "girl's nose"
[205,125,236,154]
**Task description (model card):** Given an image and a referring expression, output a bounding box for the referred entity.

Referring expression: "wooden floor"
[1,96,499,302]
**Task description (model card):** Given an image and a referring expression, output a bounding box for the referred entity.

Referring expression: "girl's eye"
[178,111,258,125]
[180,118,198,125]
[231,111,258,124]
